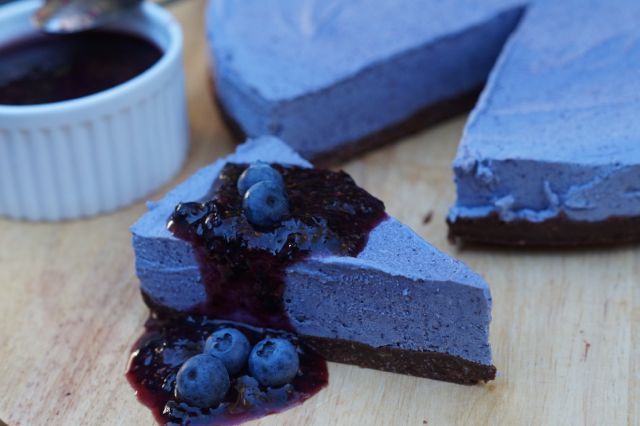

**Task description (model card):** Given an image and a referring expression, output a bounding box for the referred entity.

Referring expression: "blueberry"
[237,162,285,196]
[204,328,251,376]
[175,354,230,408]
[248,338,299,387]
[243,181,289,228]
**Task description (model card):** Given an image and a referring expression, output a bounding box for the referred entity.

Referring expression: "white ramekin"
[0,0,188,221]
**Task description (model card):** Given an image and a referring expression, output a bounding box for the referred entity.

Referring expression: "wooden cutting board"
[1,1,638,424]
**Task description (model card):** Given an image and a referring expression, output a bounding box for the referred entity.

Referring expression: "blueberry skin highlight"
[204,328,251,376]
[242,181,289,228]
[237,162,285,196]
[248,338,300,387]
[175,354,230,408]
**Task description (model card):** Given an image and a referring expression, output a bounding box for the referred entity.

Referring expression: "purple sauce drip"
[127,316,328,426]
[128,163,387,425]
[0,31,161,106]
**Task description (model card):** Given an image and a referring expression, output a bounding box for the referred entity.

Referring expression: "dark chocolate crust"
[214,88,481,167]
[448,212,640,247]
[304,335,496,385]
[142,291,495,385]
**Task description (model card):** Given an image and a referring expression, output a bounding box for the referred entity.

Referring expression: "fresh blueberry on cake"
[242,180,289,229]
[237,161,285,196]
[128,136,496,424]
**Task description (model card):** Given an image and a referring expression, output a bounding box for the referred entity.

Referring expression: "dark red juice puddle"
[0,30,161,105]
[128,163,387,425]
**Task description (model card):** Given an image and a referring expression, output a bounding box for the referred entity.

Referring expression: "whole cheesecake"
[448,0,640,245]
[206,0,525,163]
[131,137,496,385]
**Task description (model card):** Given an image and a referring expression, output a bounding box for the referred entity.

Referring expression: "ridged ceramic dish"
[0,0,188,221]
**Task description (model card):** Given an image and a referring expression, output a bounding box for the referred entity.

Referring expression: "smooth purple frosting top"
[451,0,640,223]
[206,0,525,158]
[206,0,525,101]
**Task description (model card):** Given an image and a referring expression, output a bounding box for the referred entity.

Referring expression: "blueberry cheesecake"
[448,0,640,246]
[206,0,525,163]
[207,0,640,247]
[129,137,496,424]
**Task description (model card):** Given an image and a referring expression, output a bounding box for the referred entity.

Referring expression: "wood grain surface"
[1,1,638,425]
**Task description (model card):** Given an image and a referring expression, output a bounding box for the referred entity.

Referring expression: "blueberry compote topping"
[128,163,386,425]
[0,31,161,105]
[167,163,386,330]
[127,316,327,425]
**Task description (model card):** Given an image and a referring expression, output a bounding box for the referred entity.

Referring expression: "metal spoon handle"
[32,0,188,34]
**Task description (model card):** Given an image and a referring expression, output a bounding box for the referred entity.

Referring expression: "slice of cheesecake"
[448,0,640,246]
[206,0,525,163]
[132,137,495,384]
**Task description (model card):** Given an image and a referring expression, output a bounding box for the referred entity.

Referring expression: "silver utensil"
[33,0,144,33]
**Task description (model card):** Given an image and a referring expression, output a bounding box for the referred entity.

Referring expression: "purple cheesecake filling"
[129,137,495,423]
[449,0,640,239]
[131,138,493,367]
[129,148,388,424]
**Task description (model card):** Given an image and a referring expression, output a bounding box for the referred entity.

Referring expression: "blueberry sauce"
[0,31,161,106]
[128,163,387,425]
[127,316,327,425]
[168,163,386,330]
